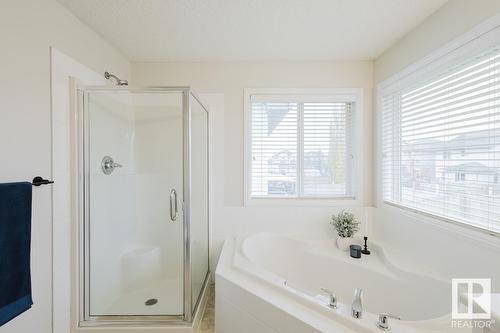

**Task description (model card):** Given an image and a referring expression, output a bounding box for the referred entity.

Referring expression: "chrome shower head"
[104,71,128,86]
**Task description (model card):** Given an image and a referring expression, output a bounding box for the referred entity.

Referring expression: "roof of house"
[445,162,497,175]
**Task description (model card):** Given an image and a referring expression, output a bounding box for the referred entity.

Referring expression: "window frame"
[377,13,500,237]
[244,88,364,206]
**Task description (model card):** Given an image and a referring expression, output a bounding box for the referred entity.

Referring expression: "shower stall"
[77,86,210,327]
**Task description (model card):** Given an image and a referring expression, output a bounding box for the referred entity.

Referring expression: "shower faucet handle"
[101,155,122,175]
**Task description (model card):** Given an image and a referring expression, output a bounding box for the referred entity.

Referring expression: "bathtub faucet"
[377,313,400,331]
[351,288,363,319]
[320,288,337,309]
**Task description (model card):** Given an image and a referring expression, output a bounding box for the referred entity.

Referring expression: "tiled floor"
[197,284,215,333]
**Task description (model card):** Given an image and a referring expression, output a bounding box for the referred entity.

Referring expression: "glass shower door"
[84,90,184,317]
[189,93,210,314]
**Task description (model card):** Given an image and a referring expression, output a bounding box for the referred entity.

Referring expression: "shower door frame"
[77,86,211,326]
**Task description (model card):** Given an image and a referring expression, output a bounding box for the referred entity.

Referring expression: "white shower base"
[76,277,211,333]
[107,276,183,315]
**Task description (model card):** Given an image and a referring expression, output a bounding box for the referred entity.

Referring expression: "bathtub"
[215,233,489,333]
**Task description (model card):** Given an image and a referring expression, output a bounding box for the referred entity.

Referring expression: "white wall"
[373,0,500,291]
[51,49,109,333]
[0,1,129,332]
[374,0,500,83]
[132,62,374,270]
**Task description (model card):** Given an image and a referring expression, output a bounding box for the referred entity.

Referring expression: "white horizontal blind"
[382,47,500,234]
[251,101,298,197]
[250,96,353,198]
[303,102,353,197]
[381,94,400,202]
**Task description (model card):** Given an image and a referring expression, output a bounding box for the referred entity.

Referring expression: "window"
[381,45,500,234]
[246,90,357,200]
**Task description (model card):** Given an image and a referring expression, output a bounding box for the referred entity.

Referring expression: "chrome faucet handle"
[377,313,401,331]
[320,288,337,309]
[351,288,363,319]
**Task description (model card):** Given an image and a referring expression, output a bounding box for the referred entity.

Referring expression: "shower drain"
[145,298,158,306]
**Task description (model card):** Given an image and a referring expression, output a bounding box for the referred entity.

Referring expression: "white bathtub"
[215,233,482,333]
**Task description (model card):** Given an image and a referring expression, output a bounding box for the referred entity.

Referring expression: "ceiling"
[58,0,448,62]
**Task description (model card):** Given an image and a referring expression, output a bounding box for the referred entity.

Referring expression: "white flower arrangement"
[331,210,360,238]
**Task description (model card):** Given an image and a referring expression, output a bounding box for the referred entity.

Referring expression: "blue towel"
[0,182,33,326]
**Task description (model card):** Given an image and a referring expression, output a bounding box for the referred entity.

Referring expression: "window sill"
[245,196,359,207]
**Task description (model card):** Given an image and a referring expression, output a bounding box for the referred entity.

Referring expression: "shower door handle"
[170,189,179,221]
